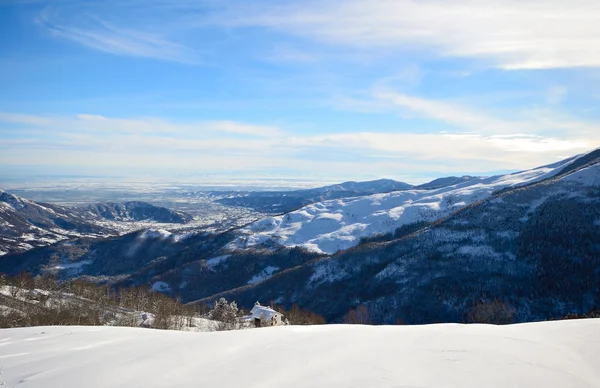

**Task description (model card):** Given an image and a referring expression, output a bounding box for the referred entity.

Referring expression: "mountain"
[0,191,194,256]
[0,190,116,256]
[416,175,480,190]
[228,155,583,254]
[192,150,600,323]
[212,178,414,214]
[1,320,599,388]
[2,149,599,324]
[82,201,193,223]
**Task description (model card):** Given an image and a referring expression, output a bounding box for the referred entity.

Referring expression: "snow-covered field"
[231,156,581,254]
[0,319,598,387]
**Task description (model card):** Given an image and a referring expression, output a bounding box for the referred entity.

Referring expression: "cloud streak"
[36,4,202,64]
[369,90,600,139]
[220,0,600,69]
[0,112,596,179]
[27,0,600,69]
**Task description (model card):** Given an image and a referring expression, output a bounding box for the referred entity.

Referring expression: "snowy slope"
[0,190,201,256]
[231,156,581,254]
[1,319,599,388]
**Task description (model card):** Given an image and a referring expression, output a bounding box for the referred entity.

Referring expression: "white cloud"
[30,0,600,69]
[372,90,600,138]
[291,132,593,170]
[0,112,596,178]
[0,113,282,138]
[220,0,600,69]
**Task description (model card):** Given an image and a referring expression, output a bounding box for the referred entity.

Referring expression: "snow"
[561,163,600,186]
[205,255,230,270]
[247,266,279,284]
[171,231,194,242]
[250,304,281,320]
[139,229,172,240]
[309,259,346,285]
[151,281,171,292]
[1,319,599,387]
[51,260,92,272]
[232,159,576,254]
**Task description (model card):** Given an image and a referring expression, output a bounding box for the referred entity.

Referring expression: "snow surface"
[205,255,230,270]
[1,319,599,387]
[561,163,600,186]
[150,281,171,292]
[139,229,172,240]
[231,159,577,254]
[247,265,279,284]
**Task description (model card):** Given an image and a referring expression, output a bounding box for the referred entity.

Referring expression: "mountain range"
[0,148,599,324]
[210,178,414,214]
[0,191,193,256]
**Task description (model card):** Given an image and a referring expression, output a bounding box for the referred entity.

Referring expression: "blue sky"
[1,0,599,184]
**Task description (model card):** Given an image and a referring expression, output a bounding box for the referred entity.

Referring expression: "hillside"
[230,152,588,254]
[0,190,116,255]
[1,149,598,324]
[213,178,413,214]
[201,157,600,323]
[1,320,599,387]
[82,201,193,223]
[0,191,194,255]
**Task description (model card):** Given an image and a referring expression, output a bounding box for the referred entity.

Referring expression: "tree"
[343,305,372,324]
[209,298,238,330]
[270,303,326,325]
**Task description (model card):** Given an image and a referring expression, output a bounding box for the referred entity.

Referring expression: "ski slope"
[231,156,579,254]
[0,319,599,387]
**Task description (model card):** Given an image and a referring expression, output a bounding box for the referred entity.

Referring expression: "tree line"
[0,273,327,330]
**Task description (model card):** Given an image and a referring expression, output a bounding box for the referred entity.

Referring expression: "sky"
[1,0,600,184]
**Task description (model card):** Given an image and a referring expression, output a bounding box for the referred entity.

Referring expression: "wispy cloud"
[27,1,600,69]
[0,112,596,179]
[0,113,283,139]
[219,0,600,70]
[370,90,600,138]
[36,4,202,64]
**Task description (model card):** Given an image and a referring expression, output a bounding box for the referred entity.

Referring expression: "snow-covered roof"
[250,304,282,320]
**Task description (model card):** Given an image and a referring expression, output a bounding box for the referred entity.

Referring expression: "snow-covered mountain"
[0,191,194,256]
[1,320,599,388]
[229,151,592,254]
[1,148,599,324]
[213,178,413,214]
[197,152,600,323]
[0,190,116,255]
[415,175,480,190]
[83,201,193,223]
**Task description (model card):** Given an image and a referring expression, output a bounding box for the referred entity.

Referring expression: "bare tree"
[343,305,372,324]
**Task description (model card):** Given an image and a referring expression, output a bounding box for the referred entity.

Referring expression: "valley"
[1,148,599,325]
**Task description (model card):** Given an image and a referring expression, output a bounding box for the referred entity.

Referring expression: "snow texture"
[247,266,279,284]
[0,319,599,387]
[139,229,172,240]
[205,255,230,270]
[561,163,600,186]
